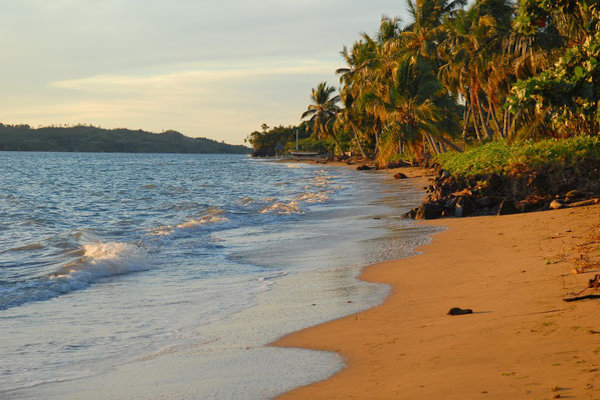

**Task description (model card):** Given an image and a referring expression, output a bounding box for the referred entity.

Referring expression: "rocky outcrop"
[405,160,600,220]
[357,165,374,171]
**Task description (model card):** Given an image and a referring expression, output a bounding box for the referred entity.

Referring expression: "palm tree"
[301,82,343,155]
[438,0,514,141]
[365,51,461,164]
[334,93,369,159]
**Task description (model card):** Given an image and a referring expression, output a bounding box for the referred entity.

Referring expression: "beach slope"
[274,205,600,399]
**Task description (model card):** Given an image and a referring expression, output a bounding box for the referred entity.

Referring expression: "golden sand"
[274,181,600,399]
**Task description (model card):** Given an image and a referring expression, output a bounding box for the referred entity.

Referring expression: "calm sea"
[0,152,432,399]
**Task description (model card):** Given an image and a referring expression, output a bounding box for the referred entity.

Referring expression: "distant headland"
[0,123,251,154]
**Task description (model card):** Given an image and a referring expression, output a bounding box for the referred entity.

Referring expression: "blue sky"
[0,1,410,144]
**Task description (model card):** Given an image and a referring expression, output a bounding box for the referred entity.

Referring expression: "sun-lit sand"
[274,172,600,398]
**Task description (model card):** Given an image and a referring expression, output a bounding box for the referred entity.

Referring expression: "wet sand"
[274,196,600,399]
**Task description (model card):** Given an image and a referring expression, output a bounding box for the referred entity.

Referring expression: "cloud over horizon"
[0,1,409,144]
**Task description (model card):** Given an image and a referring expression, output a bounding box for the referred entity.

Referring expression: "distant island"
[0,124,251,154]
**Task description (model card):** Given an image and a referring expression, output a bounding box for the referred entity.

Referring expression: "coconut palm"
[301,82,343,155]
[364,51,461,164]
[438,0,514,141]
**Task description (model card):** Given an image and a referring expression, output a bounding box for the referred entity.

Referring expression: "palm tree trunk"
[475,95,493,140]
[425,133,440,156]
[352,125,367,159]
[471,104,483,142]
[502,109,509,139]
[462,103,471,140]
[489,102,503,137]
[439,137,463,153]
[330,132,344,157]
[508,111,517,138]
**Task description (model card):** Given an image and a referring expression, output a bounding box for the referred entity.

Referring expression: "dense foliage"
[250,0,600,168]
[507,0,600,137]
[436,136,600,177]
[0,124,250,154]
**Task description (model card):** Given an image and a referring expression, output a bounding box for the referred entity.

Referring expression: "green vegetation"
[437,136,600,177]
[0,124,250,154]
[245,122,351,157]
[250,0,600,173]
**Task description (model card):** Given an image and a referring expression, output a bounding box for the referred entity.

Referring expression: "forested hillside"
[0,124,250,154]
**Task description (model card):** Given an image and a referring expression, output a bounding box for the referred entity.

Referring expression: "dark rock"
[403,208,417,219]
[521,200,546,213]
[487,173,503,191]
[447,307,473,316]
[356,165,373,171]
[444,197,458,210]
[415,203,443,220]
[477,196,496,208]
[394,172,408,180]
[387,161,411,168]
[550,199,566,210]
[564,167,574,178]
[497,200,519,216]
[455,196,473,218]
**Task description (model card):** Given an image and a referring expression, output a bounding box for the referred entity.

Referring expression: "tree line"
[247,0,600,166]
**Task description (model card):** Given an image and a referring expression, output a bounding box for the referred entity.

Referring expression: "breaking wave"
[148,207,228,237]
[259,201,303,215]
[294,192,329,203]
[0,241,150,310]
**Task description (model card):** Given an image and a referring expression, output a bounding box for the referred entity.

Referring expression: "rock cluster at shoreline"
[404,163,600,220]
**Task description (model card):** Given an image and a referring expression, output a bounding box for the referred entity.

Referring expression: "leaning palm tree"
[301,82,343,155]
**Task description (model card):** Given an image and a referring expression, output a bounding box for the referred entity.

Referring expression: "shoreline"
[3,158,429,399]
[273,191,600,398]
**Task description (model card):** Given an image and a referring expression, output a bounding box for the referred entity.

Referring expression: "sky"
[0,1,411,145]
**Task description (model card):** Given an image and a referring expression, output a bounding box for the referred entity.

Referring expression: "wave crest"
[0,241,149,310]
[259,201,302,215]
[148,207,228,237]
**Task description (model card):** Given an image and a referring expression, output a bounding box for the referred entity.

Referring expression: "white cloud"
[50,60,336,93]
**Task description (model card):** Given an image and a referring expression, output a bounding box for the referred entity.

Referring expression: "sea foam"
[148,207,228,237]
[0,241,149,310]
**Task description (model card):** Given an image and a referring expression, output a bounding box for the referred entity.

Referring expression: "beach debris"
[566,190,585,203]
[566,198,599,208]
[447,307,473,315]
[394,172,408,179]
[549,197,599,210]
[589,274,600,289]
[563,294,600,302]
[550,199,566,209]
[356,165,374,171]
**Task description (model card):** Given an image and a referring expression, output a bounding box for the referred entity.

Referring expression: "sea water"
[0,152,433,399]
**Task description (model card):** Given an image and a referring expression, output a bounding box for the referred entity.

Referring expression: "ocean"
[0,152,433,399]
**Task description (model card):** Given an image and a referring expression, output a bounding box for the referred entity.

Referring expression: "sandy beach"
[273,171,600,399]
